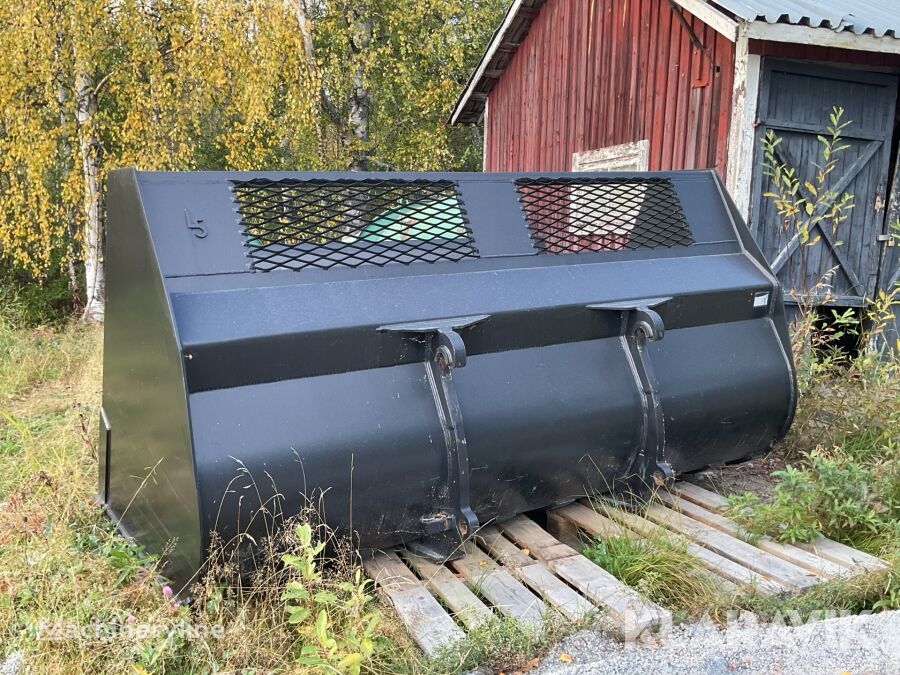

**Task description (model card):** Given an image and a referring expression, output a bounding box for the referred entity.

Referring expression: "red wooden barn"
[451,0,900,326]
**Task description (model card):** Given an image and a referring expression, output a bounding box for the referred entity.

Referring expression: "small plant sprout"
[280,522,382,673]
[761,106,855,306]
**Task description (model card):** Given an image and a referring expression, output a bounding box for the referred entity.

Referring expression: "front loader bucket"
[99,170,796,585]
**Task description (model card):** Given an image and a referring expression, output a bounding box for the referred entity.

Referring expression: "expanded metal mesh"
[515,177,694,253]
[230,178,479,271]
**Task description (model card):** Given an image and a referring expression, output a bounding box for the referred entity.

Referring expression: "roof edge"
[450,0,545,125]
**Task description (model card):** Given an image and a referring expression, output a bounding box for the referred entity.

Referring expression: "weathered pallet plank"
[499,516,671,638]
[673,481,729,510]
[370,483,887,655]
[401,551,494,629]
[551,502,632,539]
[658,490,849,578]
[450,541,547,628]
[478,527,596,623]
[363,551,464,657]
[794,538,888,573]
[562,502,748,596]
[545,510,587,548]
[643,503,821,591]
[477,527,535,567]
[672,482,887,573]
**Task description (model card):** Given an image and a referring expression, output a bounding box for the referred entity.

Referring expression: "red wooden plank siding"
[484,0,736,178]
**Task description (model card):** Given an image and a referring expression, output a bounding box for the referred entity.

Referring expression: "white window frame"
[572,140,650,172]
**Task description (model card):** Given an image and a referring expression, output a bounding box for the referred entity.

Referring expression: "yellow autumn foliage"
[0,0,505,292]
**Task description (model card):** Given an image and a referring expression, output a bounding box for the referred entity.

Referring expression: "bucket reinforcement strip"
[588,298,674,488]
[379,315,488,560]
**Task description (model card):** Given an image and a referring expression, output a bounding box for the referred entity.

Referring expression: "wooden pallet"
[363,482,886,656]
[363,516,671,656]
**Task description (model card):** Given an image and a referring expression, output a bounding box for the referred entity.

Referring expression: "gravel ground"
[533,610,900,675]
[0,652,21,675]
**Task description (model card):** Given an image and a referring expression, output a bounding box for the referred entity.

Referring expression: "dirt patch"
[682,451,787,502]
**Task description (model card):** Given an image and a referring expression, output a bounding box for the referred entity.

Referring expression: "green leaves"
[286,605,311,625]
[279,520,382,673]
[726,443,900,550]
[759,106,858,306]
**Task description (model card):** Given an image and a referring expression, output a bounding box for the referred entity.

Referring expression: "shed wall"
[484,0,736,175]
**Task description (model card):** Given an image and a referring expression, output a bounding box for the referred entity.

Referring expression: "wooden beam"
[673,483,887,574]
[450,541,548,628]
[477,527,596,623]
[672,481,728,510]
[658,491,849,578]
[551,502,629,539]
[401,551,495,630]
[363,551,464,657]
[669,0,738,42]
[595,502,780,595]
[794,538,888,573]
[725,25,761,222]
[744,22,900,56]
[498,516,671,639]
[643,503,821,590]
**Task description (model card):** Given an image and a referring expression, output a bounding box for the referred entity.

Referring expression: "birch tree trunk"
[347,7,371,172]
[293,0,344,158]
[75,67,105,322]
[54,29,81,305]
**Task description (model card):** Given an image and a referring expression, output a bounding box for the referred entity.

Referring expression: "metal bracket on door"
[588,298,674,489]
[379,315,488,561]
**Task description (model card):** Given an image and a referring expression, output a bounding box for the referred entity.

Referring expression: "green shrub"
[279,523,382,673]
[726,447,900,551]
[724,273,900,556]
[0,268,73,327]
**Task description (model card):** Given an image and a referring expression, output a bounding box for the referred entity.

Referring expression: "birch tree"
[0,0,505,318]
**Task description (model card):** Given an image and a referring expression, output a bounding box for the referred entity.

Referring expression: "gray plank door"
[749,59,898,307]
[878,150,900,348]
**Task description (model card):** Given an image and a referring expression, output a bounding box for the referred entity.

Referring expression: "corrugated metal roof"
[710,0,899,38]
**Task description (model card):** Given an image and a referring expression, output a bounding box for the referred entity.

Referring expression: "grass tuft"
[582,530,724,619]
[429,614,561,674]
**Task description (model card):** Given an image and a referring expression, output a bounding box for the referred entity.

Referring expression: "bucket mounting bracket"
[588,298,674,489]
[380,315,488,561]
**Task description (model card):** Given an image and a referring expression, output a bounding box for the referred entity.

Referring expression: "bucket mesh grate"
[515,177,694,253]
[230,178,479,271]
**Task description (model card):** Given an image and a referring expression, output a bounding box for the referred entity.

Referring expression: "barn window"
[572,140,650,172]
